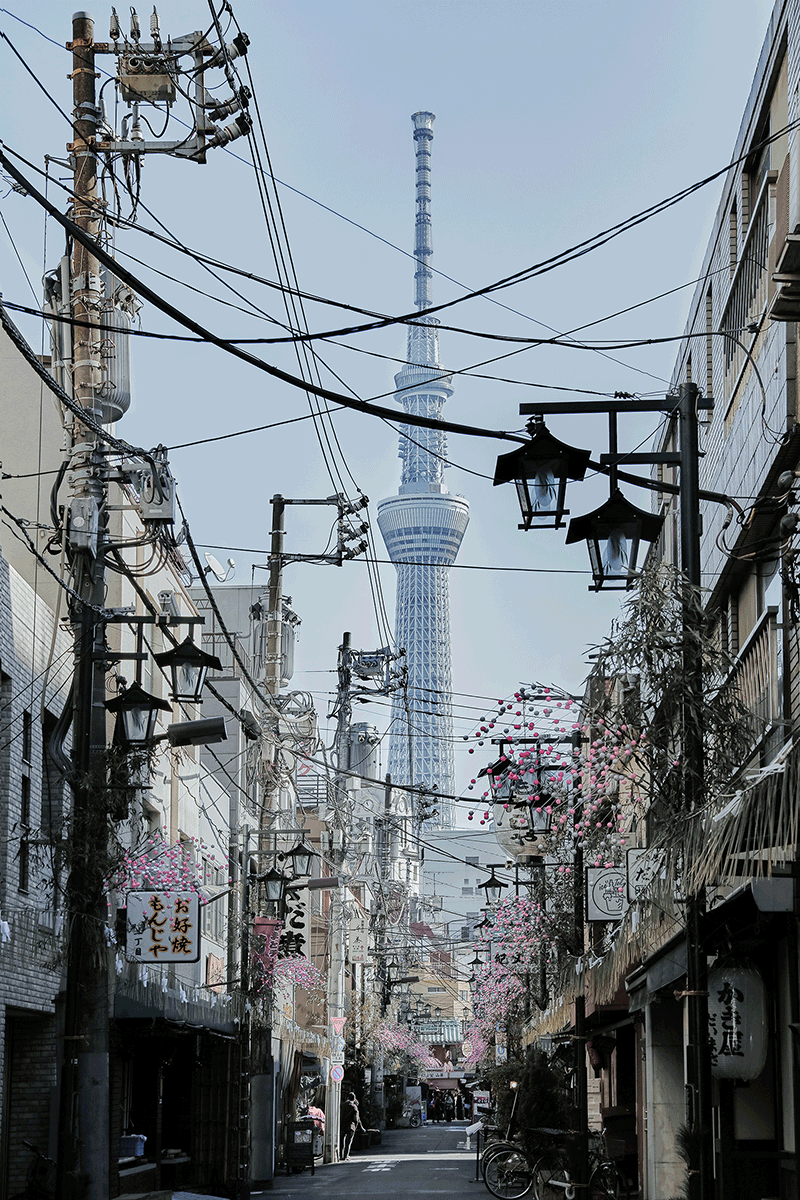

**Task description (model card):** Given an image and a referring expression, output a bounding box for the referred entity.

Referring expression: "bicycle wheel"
[588,1161,627,1200]
[533,1150,573,1200]
[482,1141,522,1179]
[483,1148,535,1199]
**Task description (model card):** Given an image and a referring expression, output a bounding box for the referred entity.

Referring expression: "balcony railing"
[720,605,780,748]
[721,179,770,380]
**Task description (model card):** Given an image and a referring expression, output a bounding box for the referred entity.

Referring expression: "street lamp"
[262,866,289,909]
[153,635,223,703]
[493,414,591,530]
[285,839,316,878]
[479,868,508,904]
[498,382,716,1200]
[105,681,172,748]
[565,487,664,591]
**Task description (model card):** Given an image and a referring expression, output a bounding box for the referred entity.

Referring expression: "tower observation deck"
[377,112,469,828]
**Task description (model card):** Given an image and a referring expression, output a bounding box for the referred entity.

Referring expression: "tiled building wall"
[0,553,71,1189]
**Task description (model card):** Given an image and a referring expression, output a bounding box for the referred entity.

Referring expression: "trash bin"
[286,1118,316,1175]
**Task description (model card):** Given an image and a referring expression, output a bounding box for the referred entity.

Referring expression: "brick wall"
[4,1010,57,1194]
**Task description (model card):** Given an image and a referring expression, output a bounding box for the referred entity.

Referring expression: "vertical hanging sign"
[281,883,308,958]
[348,916,370,963]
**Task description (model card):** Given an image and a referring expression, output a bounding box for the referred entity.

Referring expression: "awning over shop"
[418,1020,462,1044]
[626,936,687,1014]
[626,877,794,1012]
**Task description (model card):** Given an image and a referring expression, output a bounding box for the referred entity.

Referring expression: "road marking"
[363,1160,398,1172]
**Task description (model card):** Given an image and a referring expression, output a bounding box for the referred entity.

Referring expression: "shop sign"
[708,964,768,1080]
[126,890,200,962]
[349,917,370,963]
[586,867,626,921]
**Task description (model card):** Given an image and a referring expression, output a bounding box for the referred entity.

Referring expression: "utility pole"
[678,382,713,1200]
[571,730,588,1199]
[517,382,715,1200]
[325,632,352,1162]
[57,15,110,1200]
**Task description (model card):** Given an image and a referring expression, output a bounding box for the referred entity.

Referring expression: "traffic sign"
[330,1064,345,1082]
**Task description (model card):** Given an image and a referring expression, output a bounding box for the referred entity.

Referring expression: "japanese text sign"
[126,891,200,962]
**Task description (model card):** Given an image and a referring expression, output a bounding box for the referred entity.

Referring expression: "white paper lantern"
[707,964,768,1080]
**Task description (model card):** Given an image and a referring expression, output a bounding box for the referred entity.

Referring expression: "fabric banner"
[251,916,284,989]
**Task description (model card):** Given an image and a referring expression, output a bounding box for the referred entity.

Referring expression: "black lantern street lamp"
[502,383,717,1200]
[105,682,172,749]
[565,487,664,591]
[285,839,316,878]
[493,414,591,530]
[479,868,508,904]
[153,636,223,703]
[262,866,289,908]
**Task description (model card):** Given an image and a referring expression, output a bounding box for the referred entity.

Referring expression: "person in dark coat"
[340,1092,364,1161]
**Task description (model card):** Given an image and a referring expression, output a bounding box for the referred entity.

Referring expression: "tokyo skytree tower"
[377,112,469,829]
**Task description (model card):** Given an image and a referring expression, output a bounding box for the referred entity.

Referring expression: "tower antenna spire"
[377,112,470,828]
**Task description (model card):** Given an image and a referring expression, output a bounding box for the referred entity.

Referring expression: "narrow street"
[263,1121,478,1199]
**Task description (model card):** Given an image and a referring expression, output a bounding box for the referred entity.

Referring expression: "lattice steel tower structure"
[377,112,469,829]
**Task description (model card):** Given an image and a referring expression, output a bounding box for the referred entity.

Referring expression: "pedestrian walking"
[340,1092,365,1161]
[443,1093,455,1122]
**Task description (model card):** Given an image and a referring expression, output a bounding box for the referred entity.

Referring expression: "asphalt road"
[262,1121,479,1199]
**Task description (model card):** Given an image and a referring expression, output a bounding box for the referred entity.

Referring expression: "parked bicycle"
[532,1129,628,1200]
[9,1140,57,1200]
[403,1103,423,1128]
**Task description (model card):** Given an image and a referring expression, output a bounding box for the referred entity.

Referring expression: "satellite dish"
[204,552,235,582]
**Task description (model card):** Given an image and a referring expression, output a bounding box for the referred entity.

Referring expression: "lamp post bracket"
[600,452,681,466]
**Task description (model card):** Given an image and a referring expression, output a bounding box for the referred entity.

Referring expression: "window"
[705,286,714,403]
[459,989,469,1002]
[19,775,30,892]
[461,886,474,896]
[428,986,446,993]
[41,710,63,837]
[729,200,738,277]
[465,856,479,866]
[22,710,32,763]
[202,859,225,943]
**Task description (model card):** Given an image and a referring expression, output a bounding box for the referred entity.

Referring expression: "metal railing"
[721,605,780,746]
[721,180,770,376]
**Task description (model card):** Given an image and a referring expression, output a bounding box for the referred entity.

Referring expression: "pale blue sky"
[0,0,776,806]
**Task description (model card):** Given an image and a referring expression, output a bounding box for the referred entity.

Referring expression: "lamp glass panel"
[515,479,532,521]
[174,660,204,701]
[122,705,155,745]
[531,465,558,513]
